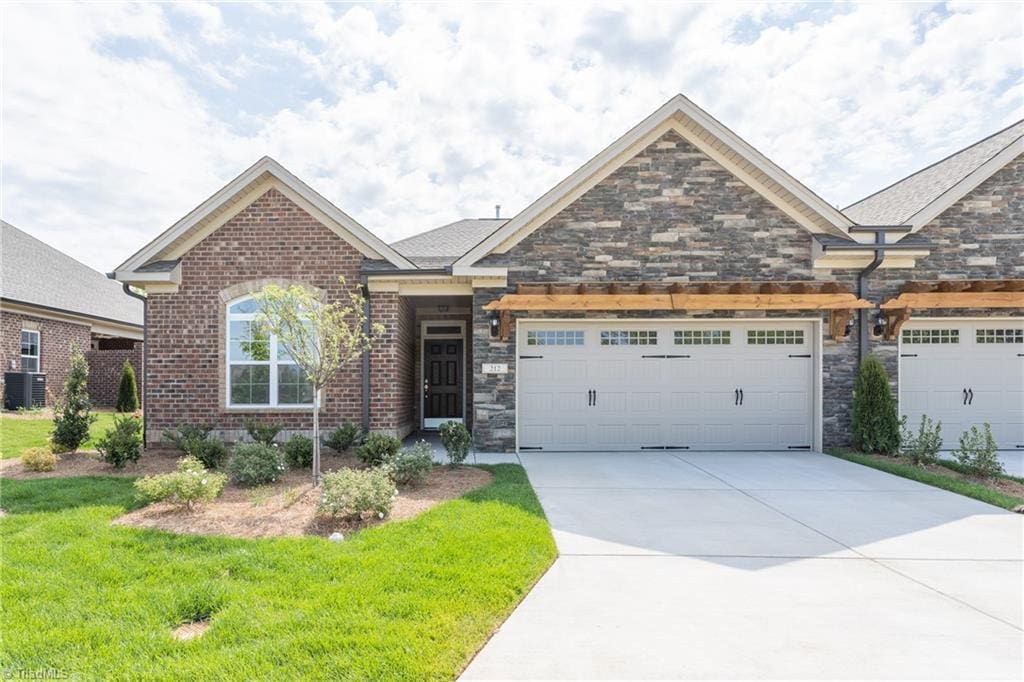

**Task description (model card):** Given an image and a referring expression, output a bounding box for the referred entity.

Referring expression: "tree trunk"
[312,388,321,485]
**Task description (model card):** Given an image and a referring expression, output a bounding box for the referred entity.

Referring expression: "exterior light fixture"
[489,311,501,338]
[872,313,887,337]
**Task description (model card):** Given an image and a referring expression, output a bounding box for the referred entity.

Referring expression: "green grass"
[828,449,1024,511]
[0,464,557,679]
[0,411,123,459]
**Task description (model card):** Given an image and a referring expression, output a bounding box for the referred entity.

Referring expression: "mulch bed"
[854,452,1024,499]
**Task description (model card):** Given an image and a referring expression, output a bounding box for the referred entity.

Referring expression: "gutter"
[360,274,371,433]
[117,280,149,446]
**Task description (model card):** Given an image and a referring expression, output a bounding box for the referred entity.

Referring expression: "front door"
[424,339,464,428]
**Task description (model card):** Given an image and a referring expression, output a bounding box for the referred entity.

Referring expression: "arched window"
[226,296,314,407]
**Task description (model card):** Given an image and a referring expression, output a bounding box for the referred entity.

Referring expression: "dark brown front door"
[424,339,463,421]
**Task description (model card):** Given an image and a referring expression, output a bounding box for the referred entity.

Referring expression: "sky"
[2,1,1022,273]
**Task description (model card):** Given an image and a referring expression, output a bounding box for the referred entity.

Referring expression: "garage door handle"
[739,388,744,406]
[968,388,973,405]
[734,389,739,406]
[962,388,968,405]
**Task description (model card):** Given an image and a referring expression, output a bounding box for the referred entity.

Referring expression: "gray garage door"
[517,320,816,451]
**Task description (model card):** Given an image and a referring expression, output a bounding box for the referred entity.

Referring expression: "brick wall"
[85,346,143,408]
[0,309,92,406]
[144,187,375,444]
[368,292,415,438]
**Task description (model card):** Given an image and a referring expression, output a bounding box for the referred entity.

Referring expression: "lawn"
[0,411,123,459]
[828,449,1024,511]
[0,464,557,679]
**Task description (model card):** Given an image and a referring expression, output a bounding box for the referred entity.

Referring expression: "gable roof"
[844,119,1024,229]
[114,156,416,281]
[391,218,507,268]
[454,94,855,268]
[1,221,143,327]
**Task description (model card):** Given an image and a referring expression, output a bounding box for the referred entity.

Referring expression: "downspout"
[120,282,148,446]
[361,275,371,433]
[857,231,885,367]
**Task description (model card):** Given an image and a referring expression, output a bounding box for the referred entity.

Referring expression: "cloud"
[1,1,1021,271]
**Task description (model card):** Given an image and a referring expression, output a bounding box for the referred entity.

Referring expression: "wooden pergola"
[879,279,1024,340]
[483,281,873,341]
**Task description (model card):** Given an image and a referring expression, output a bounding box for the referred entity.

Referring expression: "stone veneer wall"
[84,346,143,408]
[144,187,394,444]
[472,129,860,452]
[0,310,92,406]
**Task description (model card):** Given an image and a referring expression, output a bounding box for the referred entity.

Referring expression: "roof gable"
[844,120,1024,231]
[454,94,853,268]
[115,157,415,283]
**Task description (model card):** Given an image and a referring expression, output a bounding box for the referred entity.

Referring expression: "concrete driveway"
[463,451,1024,680]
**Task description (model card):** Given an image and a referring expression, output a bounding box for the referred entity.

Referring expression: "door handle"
[739,389,744,406]
[968,388,974,405]
[963,388,968,405]
[423,379,429,395]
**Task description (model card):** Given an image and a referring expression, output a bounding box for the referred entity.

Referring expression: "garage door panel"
[592,360,627,381]
[632,392,662,412]
[553,360,587,381]
[667,391,700,411]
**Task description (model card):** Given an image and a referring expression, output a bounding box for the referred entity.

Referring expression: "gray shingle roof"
[844,120,1024,225]
[391,218,508,267]
[1,221,143,327]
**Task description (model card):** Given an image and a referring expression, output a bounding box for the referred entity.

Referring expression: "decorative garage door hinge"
[641,445,691,450]
[519,446,543,451]
[788,354,812,358]
[518,355,544,359]
[641,354,691,359]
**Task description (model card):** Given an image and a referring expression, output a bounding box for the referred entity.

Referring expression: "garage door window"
[747,329,804,345]
[902,329,959,344]
[976,328,1023,344]
[526,330,584,346]
[600,330,657,346]
[675,329,731,345]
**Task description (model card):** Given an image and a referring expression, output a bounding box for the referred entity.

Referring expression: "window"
[600,330,657,346]
[747,329,804,345]
[675,329,730,345]
[902,329,959,344]
[20,330,39,371]
[226,296,314,407]
[976,328,1023,344]
[527,330,584,346]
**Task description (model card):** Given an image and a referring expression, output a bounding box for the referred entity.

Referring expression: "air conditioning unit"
[4,372,46,410]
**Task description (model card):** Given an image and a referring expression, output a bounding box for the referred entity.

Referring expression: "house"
[113,95,1023,451]
[1,220,145,407]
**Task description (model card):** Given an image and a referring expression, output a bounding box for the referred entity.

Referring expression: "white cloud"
[1,1,1021,271]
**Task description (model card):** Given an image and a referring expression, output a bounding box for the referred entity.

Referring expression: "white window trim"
[225,295,314,409]
[20,329,40,372]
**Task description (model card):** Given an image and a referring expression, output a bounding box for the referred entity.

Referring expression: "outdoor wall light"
[488,311,501,338]
[845,316,855,337]
[872,312,887,337]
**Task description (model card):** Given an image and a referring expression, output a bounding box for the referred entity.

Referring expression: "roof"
[391,218,508,268]
[1,221,143,326]
[114,156,416,283]
[844,119,1024,227]
[454,94,855,269]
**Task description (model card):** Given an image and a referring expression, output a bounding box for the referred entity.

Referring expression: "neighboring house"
[1,221,144,407]
[114,95,1023,451]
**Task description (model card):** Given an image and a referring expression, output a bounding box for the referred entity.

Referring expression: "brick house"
[2,221,144,408]
[114,95,1023,451]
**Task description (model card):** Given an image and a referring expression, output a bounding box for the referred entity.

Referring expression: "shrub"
[952,423,1004,479]
[284,434,314,468]
[899,414,943,466]
[135,456,227,509]
[438,421,471,466]
[22,447,57,472]
[323,422,364,452]
[95,415,143,469]
[318,467,396,519]
[356,432,401,466]
[385,440,434,486]
[161,426,228,469]
[51,351,96,452]
[227,443,286,487]
[115,360,140,413]
[850,355,900,455]
[244,420,282,445]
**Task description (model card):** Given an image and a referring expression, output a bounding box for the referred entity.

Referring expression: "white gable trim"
[454,95,852,267]
[114,157,415,274]
[899,137,1024,234]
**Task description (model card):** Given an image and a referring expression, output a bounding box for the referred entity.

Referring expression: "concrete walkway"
[462,451,1024,680]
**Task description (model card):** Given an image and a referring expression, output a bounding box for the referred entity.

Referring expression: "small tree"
[254,277,383,484]
[51,350,96,452]
[116,359,140,413]
[850,354,900,455]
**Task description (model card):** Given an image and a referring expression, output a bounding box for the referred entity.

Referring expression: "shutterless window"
[902,329,959,344]
[20,330,39,371]
[226,297,314,407]
[526,330,584,346]
[600,330,658,346]
[675,329,731,345]
[976,328,1023,344]
[747,329,804,345]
